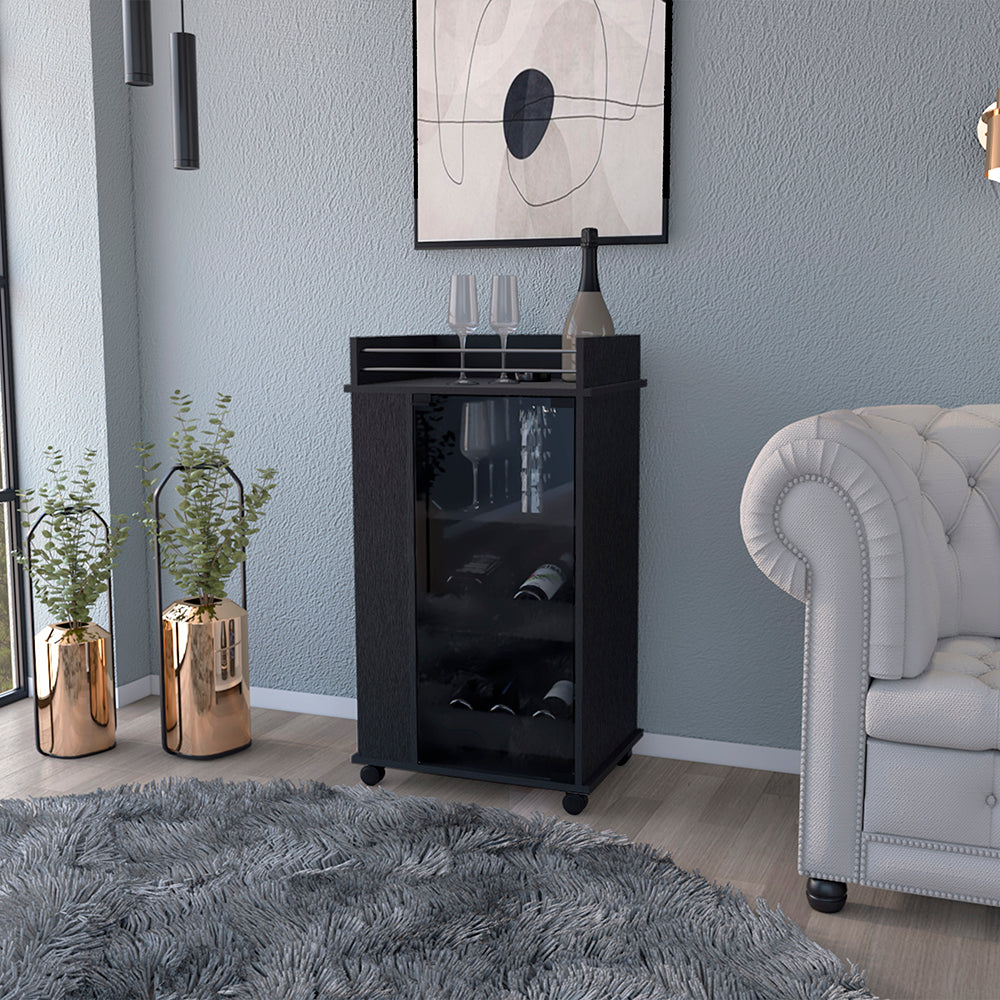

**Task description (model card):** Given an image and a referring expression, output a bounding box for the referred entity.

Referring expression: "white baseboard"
[101,682,799,774]
[248,691,798,774]
[110,679,358,720]
[635,731,800,774]
[116,675,157,707]
[249,687,358,720]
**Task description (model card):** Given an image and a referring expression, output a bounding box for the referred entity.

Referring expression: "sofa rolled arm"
[740,410,941,882]
[741,411,940,681]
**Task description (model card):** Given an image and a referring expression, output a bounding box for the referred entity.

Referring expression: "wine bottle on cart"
[488,678,519,715]
[444,553,502,594]
[449,678,486,711]
[513,553,573,601]
[561,227,614,382]
[532,680,574,719]
[450,676,512,712]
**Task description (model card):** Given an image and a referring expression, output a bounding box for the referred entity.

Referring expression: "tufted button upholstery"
[867,636,1000,751]
[854,405,1000,638]
[741,404,1000,907]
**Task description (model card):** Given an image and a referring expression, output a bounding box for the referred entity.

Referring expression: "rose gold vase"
[161,597,251,758]
[34,622,115,758]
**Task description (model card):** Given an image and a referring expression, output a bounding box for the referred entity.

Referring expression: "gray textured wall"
[5,1,1000,749]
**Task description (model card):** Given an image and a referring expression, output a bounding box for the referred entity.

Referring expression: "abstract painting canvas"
[414,0,670,248]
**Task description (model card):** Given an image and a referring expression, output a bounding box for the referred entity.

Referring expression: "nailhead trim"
[774,472,869,882]
[861,833,1000,906]
[802,868,853,884]
[866,831,1000,858]
[752,411,1000,906]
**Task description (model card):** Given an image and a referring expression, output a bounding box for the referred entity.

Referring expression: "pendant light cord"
[180,0,186,33]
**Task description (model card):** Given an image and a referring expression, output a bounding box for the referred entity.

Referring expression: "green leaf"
[133,393,277,598]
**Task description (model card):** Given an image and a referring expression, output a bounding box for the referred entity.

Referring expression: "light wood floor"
[1,696,996,1000]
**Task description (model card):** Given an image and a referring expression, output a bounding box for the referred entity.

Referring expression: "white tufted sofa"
[741,404,1000,911]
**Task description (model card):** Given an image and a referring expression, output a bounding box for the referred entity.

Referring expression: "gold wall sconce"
[978,89,1000,182]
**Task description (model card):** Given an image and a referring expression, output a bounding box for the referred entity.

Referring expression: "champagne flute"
[449,275,478,385]
[460,401,491,511]
[489,275,519,384]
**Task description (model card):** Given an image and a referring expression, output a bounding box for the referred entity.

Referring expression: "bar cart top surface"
[346,334,645,396]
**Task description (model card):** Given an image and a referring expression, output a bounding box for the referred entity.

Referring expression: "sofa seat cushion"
[867,636,1000,752]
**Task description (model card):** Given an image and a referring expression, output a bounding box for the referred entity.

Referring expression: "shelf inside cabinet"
[418,681,574,783]
[417,592,574,644]
[425,483,574,532]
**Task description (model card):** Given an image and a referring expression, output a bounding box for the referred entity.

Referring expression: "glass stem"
[471,459,480,510]
[458,332,467,382]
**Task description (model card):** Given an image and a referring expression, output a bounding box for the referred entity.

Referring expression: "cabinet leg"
[805,878,847,913]
[360,764,386,787]
[562,793,588,815]
[617,750,632,766]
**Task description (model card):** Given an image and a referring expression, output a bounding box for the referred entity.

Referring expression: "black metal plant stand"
[24,505,117,758]
[152,462,247,758]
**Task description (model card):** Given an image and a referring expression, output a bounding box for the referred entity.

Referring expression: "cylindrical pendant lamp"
[122,0,153,86]
[171,30,199,170]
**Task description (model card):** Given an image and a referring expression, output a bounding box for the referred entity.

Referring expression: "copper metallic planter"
[23,504,118,760]
[161,597,251,758]
[34,623,115,758]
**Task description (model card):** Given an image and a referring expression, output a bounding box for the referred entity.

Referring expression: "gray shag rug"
[0,778,874,1000]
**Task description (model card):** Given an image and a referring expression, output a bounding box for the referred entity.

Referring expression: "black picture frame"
[413,1,671,249]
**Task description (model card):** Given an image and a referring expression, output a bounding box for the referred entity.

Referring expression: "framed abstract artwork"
[413,1,671,248]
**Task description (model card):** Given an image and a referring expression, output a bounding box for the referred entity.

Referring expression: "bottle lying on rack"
[449,676,518,713]
[532,679,574,720]
[514,553,573,601]
[488,679,519,715]
[445,553,503,594]
[449,677,493,711]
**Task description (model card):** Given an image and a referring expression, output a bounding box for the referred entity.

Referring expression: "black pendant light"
[171,0,199,170]
[122,0,153,86]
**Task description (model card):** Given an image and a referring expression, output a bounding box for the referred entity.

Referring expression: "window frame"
[0,96,30,707]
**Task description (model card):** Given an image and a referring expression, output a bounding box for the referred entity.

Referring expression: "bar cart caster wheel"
[617,751,632,766]
[562,793,588,815]
[360,765,385,787]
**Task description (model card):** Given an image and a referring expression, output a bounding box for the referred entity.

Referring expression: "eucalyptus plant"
[15,447,129,632]
[136,391,277,612]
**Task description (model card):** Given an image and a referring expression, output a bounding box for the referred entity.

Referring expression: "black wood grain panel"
[352,392,416,763]
[578,335,640,389]
[577,389,641,783]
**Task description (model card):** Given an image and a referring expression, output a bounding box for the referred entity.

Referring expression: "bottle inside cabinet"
[414,394,576,781]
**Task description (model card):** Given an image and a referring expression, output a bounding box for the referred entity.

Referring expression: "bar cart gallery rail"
[347,334,644,814]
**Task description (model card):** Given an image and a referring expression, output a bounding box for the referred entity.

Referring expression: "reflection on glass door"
[414,394,575,782]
